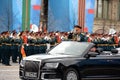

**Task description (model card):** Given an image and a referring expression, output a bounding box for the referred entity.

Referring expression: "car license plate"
[25,72,37,78]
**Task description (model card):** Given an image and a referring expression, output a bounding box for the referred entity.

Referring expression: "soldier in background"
[11,32,20,63]
[49,32,57,47]
[2,31,11,66]
[68,32,73,40]
[0,34,2,63]
[1,32,4,64]
[55,31,62,43]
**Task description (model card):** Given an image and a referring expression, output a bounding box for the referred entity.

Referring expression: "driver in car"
[90,47,97,52]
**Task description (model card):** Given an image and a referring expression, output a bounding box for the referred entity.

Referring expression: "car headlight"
[20,60,26,67]
[44,63,59,69]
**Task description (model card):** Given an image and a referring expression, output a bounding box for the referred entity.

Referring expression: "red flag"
[21,45,26,58]
[114,36,119,44]
[84,27,88,32]
[33,5,41,10]
[23,35,28,44]
[56,35,61,43]
[88,9,94,14]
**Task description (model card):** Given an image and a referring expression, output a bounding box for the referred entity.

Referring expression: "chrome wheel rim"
[66,71,78,80]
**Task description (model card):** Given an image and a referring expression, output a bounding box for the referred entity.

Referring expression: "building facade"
[93,0,120,33]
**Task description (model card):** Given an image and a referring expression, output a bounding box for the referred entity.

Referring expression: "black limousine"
[19,41,120,80]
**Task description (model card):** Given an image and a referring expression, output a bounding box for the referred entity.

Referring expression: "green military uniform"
[92,37,116,51]
[105,38,114,51]
[50,37,56,44]
[11,38,21,63]
[27,38,32,55]
[92,38,101,49]
[37,38,47,54]
[1,37,4,64]
[34,38,39,54]
[2,36,11,65]
[73,33,86,42]
[18,38,23,63]
[0,37,2,63]
[30,38,37,55]
[37,38,43,54]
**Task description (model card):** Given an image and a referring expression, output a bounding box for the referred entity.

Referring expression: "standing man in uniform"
[73,25,86,42]
[2,32,11,66]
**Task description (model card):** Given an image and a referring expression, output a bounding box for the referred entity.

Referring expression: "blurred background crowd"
[0,25,120,66]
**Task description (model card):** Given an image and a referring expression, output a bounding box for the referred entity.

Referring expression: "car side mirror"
[111,49,118,55]
[96,48,103,54]
[85,52,99,58]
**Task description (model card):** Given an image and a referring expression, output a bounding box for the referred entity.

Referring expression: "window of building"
[118,0,119,20]
[95,0,109,19]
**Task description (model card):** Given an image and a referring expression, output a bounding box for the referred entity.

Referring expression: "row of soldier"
[0,25,120,66]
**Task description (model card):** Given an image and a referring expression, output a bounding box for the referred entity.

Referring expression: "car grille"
[24,60,40,79]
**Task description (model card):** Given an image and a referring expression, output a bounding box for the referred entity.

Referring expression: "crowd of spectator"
[0,25,120,66]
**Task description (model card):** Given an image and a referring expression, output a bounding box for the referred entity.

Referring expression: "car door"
[79,54,120,79]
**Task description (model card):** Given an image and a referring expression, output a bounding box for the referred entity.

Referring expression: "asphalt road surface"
[0,62,20,80]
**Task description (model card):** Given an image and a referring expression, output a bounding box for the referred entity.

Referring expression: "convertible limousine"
[19,41,120,80]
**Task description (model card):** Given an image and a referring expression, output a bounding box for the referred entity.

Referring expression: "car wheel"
[63,68,80,80]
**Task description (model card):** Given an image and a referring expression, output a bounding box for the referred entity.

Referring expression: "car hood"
[23,54,76,61]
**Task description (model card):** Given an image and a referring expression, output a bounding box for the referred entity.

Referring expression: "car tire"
[63,68,80,80]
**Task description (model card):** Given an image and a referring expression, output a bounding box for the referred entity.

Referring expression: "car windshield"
[49,41,90,55]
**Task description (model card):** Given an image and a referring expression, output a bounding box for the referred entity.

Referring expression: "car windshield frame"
[48,41,91,56]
